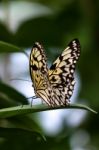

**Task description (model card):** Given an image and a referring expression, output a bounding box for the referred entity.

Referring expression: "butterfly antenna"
[27,96,37,99]
[10,78,31,82]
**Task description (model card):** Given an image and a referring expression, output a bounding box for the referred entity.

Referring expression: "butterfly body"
[30,39,80,106]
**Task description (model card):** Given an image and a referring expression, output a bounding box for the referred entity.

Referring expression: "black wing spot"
[33,56,37,61]
[59,74,65,82]
[51,76,57,82]
[41,66,44,71]
[31,65,38,71]
[60,66,68,73]
[33,43,41,50]
[50,63,56,70]
[66,59,71,64]
[59,55,63,61]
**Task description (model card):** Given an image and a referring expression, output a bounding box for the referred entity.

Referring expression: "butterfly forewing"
[30,42,52,105]
[48,39,80,105]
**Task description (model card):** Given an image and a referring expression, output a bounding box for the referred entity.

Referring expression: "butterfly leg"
[30,96,37,106]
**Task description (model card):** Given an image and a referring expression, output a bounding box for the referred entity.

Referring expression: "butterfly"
[29,39,80,107]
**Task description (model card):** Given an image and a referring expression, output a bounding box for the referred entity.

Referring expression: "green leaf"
[0,82,28,107]
[0,104,97,119]
[0,127,46,144]
[0,41,29,58]
[0,41,20,52]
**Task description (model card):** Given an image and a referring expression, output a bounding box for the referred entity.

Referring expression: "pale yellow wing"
[29,42,60,106]
[48,39,80,105]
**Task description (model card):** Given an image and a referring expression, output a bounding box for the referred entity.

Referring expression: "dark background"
[0,0,99,150]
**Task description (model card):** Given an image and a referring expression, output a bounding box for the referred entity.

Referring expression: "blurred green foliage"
[0,0,99,150]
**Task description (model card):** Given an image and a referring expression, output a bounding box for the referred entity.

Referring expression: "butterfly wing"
[48,39,80,105]
[30,42,52,105]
